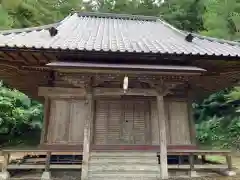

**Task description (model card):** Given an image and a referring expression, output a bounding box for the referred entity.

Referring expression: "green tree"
[159,0,205,32]
[0,0,84,29]
[201,0,240,40]
[84,0,162,16]
[0,82,43,146]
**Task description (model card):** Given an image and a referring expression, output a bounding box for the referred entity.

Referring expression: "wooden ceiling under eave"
[0,49,56,102]
[0,48,239,101]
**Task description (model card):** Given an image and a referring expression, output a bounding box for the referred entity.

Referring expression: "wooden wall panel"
[94,98,150,145]
[94,100,109,145]
[151,99,171,145]
[168,101,191,145]
[164,100,171,144]
[47,100,69,144]
[46,99,86,145]
[151,100,159,145]
[69,100,86,144]
[133,101,149,144]
[107,101,122,144]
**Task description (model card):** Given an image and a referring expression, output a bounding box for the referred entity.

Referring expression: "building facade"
[0,12,240,180]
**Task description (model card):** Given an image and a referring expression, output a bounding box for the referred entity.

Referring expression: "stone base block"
[218,169,237,176]
[41,171,51,180]
[188,170,198,177]
[0,171,10,180]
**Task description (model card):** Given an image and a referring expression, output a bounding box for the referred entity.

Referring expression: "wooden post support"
[226,155,233,171]
[45,152,51,172]
[189,153,194,171]
[188,153,198,177]
[41,152,52,180]
[157,95,168,179]
[81,92,94,180]
[1,153,10,172]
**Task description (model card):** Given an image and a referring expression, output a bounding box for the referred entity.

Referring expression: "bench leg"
[41,152,51,180]
[0,153,10,180]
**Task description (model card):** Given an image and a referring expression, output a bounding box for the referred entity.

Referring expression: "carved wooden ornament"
[123,76,129,94]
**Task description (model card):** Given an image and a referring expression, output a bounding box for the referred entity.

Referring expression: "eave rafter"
[0,50,58,66]
[188,70,240,96]
[0,63,51,102]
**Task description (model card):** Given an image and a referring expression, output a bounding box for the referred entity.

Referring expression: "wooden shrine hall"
[0,12,240,180]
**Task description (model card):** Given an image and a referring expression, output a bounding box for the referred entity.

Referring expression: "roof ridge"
[156,18,188,37]
[157,17,240,47]
[76,11,158,21]
[191,33,240,46]
[0,23,59,35]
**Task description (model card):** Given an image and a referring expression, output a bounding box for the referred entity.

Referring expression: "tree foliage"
[0,82,43,146]
[0,0,83,29]
[201,0,240,40]
[195,87,240,149]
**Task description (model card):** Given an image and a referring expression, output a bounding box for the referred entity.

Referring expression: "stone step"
[89,161,158,165]
[88,178,159,180]
[90,159,158,164]
[90,157,158,164]
[91,152,157,157]
[89,171,161,178]
[88,152,160,180]
[89,164,160,172]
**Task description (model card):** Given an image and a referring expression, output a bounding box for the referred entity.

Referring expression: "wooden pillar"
[40,98,50,144]
[157,95,168,179]
[45,152,51,171]
[189,153,194,172]
[81,92,94,180]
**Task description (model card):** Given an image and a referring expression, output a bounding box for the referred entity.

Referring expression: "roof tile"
[0,12,240,57]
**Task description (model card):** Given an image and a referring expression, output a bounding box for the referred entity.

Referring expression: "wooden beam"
[168,164,227,170]
[81,92,94,180]
[53,67,204,76]
[6,164,227,170]
[157,95,168,179]
[38,87,86,98]
[7,164,81,170]
[93,88,157,96]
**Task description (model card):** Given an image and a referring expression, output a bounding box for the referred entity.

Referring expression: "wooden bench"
[0,148,83,172]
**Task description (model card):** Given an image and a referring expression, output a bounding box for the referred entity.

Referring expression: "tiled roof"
[0,12,240,57]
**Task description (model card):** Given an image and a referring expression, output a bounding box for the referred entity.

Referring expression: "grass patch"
[206,155,226,163]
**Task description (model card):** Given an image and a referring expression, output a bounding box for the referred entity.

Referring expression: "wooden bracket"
[140,79,182,96]
[57,72,93,89]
